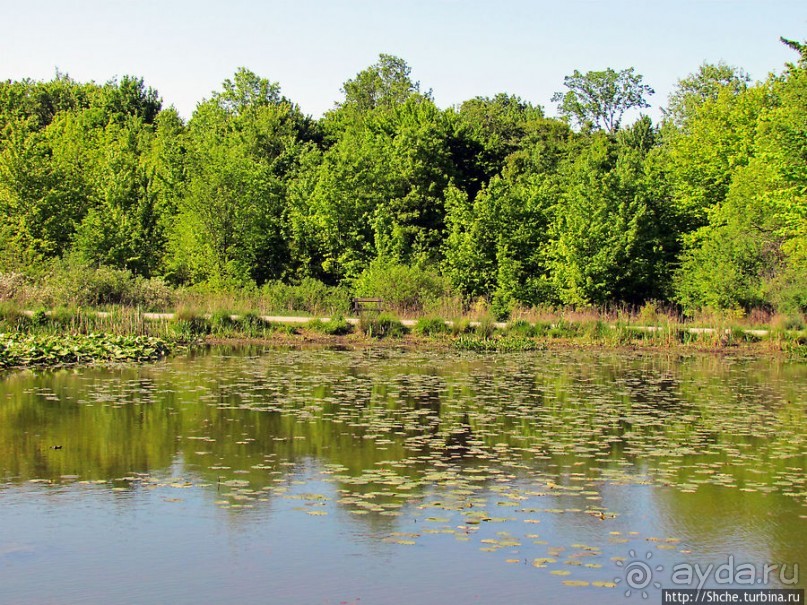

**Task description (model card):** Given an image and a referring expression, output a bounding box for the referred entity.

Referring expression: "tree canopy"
[552,68,654,133]
[1,46,805,317]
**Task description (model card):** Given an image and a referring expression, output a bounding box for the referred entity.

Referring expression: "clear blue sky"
[2,0,805,121]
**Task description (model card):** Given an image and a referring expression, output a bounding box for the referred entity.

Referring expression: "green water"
[0,347,804,604]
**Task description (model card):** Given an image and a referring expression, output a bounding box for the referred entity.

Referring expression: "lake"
[0,346,804,604]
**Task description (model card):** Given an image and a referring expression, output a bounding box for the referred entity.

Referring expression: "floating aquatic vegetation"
[1,346,805,601]
[0,332,172,368]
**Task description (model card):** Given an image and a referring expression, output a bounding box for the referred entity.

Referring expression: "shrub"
[261,278,351,315]
[358,312,407,338]
[353,262,452,314]
[45,263,136,306]
[414,317,449,337]
[0,302,30,331]
[209,310,236,334]
[130,277,175,311]
[475,316,497,340]
[307,315,352,336]
[0,273,28,302]
[44,264,176,309]
[172,309,210,338]
[236,312,271,337]
[450,317,471,336]
[490,294,513,322]
[506,319,535,337]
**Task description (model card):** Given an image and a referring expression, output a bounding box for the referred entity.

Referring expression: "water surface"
[1,347,805,604]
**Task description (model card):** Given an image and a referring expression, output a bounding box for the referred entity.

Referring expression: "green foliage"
[413,317,449,336]
[306,315,352,336]
[235,312,272,337]
[260,278,350,315]
[671,40,807,313]
[0,48,805,317]
[452,335,538,352]
[474,316,497,339]
[357,312,407,338]
[0,332,171,368]
[663,62,750,128]
[45,262,137,306]
[130,277,175,311]
[38,261,174,309]
[506,319,536,337]
[552,68,654,133]
[353,261,451,313]
[338,54,423,114]
[548,319,582,339]
[172,309,210,338]
[30,309,48,327]
[532,321,553,337]
[547,127,672,305]
[209,310,236,334]
[451,93,547,195]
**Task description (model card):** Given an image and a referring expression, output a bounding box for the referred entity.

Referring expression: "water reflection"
[0,347,804,603]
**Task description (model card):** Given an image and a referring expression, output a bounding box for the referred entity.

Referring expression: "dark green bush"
[358,313,407,338]
[414,317,449,336]
[307,315,352,335]
[354,262,452,314]
[506,319,535,337]
[236,312,271,337]
[450,318,471,336]
[261,278,351,315]
[209,310,236,334]
[475,316,496,339]
[0,303,30,331]
[172,309,210,338]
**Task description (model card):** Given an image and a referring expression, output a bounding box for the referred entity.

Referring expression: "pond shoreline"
[203,332,803,357]
[1,316,804,371]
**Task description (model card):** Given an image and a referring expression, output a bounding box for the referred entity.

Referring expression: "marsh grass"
[358,312,407,338]
[474,315,496,340]
[505,319,536,338]
[453,335,540,352]
[0,297,804,358]
[306,315,352,336]
[449,317,472,336]
[413,317,449,337]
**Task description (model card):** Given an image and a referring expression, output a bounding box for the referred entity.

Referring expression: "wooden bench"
[351,297,383,315]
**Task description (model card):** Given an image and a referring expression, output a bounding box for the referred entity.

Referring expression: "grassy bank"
[1,302,805,369]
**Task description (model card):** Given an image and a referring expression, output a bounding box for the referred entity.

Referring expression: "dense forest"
[1,39,805,318]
